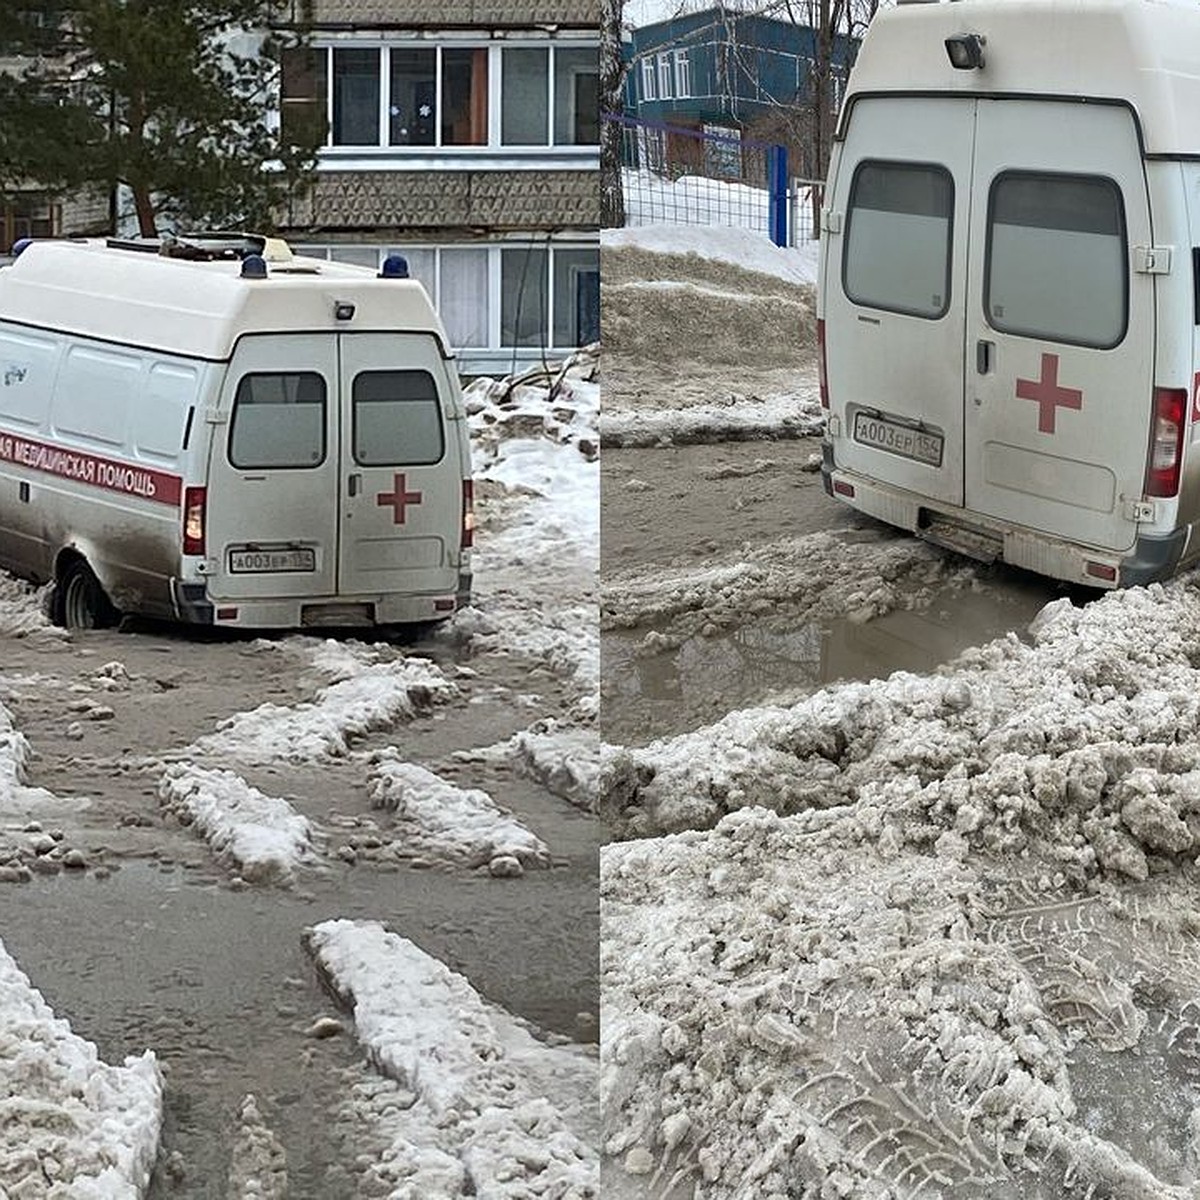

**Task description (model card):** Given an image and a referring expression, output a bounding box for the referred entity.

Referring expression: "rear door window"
[352,370,445,466]
[985,171,1127,348]
[229,372,327,469]
[844,160,954,319]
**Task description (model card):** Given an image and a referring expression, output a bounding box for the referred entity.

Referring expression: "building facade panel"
[307,0,596,27]
[294,169,597,231]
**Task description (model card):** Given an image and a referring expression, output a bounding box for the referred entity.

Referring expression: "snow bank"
[603,583,1200,847]
[605,214,819,288]
[195,650,456,762]
[457,720,600,813]
[158,764,316,884]
[0,937,162,1195]
[601,391,822,448]
[602,582,1200,1197]
[602,530,959,648]
[458,350,599,722]
[367,755,550,873]
[0,571,64,640]
[307,919,598,1198]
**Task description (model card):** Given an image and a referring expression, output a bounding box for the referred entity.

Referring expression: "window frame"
[983,168,1129,350]
[673,48,691,99]
[641,56,656,102]
[228,371,328,471]
[657,52,673,100]
[842,158,955,321]
[300,40,598,151]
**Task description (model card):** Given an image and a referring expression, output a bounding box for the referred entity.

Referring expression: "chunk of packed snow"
[368,755,550,871]
[458,720,599,813]
[194,653,456,762]
[601,390,823,448]
[0,937,162,1195]
[307,919,597,1198]
[158,764,316,884]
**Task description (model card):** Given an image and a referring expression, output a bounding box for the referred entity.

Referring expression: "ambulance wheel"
[56,560,117,630]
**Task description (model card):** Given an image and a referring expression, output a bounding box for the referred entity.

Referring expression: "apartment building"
[276,0,600,374]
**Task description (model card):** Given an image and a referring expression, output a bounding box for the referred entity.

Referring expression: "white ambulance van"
[0,235,473,628]
[818,0,1200,587]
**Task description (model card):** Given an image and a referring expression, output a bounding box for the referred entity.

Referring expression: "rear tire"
[54,560,117,630]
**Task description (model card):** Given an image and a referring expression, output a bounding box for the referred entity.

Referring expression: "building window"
[389,49,436,146]
[292,42,594,150]
[501,46,549,145]
[502,247,550,347]
[1,197,61,252]
[673,49,691,98]
[554,47,599,145]
[641,57,656,101]
[440,247,490,348]
[554,249,600,346]
[657,52,672,100]
[443,48,488,145]
[332,47,380,146]
[280,45,327,146]
[289,243,599,352]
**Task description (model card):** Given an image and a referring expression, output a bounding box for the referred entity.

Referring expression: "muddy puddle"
[0,855,597,1197]
[602,569,1067,745]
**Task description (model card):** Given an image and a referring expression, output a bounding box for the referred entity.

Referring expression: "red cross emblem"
[1015,352,1083,435]
[376,473,423,524]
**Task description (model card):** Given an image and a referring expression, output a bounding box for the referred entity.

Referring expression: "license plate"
[853,412,944,467]
[228,547,315,573]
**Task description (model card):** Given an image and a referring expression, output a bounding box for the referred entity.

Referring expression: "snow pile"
[601,582,1200,1197]
[0,937,162,1195]
[602,245,814,387]
[0,698,71,817]
[0,571,64,640]
[158,764,316,884]
[603,530,957,650]
[602,582,1200,846]
[603,223,819,288]
[307,919,598,1198]
[601,390,823,448]
[226,1094,287,1200]
[367,755,550,873]
[457,719,600,812]
[602,804,1200,1199]
[458,351,599,722]
[194,651,456,761]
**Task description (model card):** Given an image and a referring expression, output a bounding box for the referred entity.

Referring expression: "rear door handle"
[348,473,361,497]
[977,339,994,375]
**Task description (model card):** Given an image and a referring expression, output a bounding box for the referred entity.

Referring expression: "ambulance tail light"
[817,319,830,409]
[461,479,475,549]
[1147,387,1187,498]
[183,486,207,555]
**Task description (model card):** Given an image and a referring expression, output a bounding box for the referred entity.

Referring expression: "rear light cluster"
[1147,387,1187,498]
[817,318,830,410]
[183,486,206,555]
[461,479,475,549]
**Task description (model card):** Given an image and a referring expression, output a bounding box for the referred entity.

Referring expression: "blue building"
[624,8,857,176]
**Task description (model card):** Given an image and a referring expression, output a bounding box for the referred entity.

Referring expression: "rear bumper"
[171,580,461,629]
[822,463,1187,589]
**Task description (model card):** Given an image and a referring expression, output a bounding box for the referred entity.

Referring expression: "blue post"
[768,145,789,247]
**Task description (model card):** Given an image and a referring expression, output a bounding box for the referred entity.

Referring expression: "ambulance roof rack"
[104,231,294,263]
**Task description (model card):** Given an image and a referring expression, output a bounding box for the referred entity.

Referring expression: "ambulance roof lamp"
[945,33,986,69]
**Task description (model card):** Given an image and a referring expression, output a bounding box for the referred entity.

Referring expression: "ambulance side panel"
[0,322,210,614]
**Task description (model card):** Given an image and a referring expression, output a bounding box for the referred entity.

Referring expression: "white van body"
[817,0,1200,587]
[0,238,473,628]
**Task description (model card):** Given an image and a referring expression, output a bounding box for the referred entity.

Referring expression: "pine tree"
[6,1,321,236]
